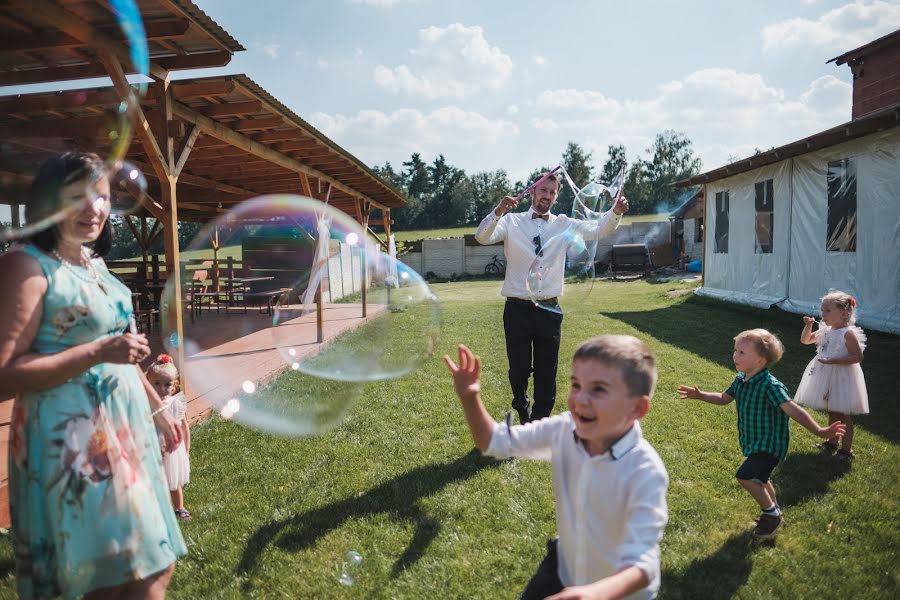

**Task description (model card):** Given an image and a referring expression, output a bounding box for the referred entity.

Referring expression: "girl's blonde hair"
[146,354,179,381]
[734,329,784,366]
[821,290,858,325]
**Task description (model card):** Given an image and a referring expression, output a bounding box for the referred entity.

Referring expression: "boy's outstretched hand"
[677,384,701,400]
[444,344,482,400]
[822,421,847,439]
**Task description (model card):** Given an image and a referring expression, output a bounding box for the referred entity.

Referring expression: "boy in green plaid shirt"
[678,329,845,539]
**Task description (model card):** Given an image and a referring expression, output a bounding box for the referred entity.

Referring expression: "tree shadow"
[775,451,851,508]
[235,449,501,591]
[604,296,900,444]
[661,532,754,600]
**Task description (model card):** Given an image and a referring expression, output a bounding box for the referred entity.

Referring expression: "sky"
[4,0,900,190]
[178,0,899,183]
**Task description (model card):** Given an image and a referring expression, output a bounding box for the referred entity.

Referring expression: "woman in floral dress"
[0,152,187,599]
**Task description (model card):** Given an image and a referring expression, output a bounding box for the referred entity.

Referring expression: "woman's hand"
[94,333,150,365]
[154,410,182,452]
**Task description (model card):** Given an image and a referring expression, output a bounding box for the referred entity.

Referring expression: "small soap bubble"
[339,550,363,586]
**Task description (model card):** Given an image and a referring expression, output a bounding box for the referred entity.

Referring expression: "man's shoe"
[515,404,531,425]
[752,513,784,539]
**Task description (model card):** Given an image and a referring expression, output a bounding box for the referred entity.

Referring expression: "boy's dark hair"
[26,151,112,257]
[573,334,657,398]
[734,329,784,366]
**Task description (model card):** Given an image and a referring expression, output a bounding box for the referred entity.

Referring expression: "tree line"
[372,129,702,231]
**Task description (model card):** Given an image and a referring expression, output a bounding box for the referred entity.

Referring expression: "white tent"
[696,126,900,334]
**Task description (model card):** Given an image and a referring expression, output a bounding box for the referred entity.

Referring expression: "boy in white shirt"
[444,335,668,600]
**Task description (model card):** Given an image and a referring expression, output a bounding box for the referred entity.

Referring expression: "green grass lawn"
[1,280,897,598]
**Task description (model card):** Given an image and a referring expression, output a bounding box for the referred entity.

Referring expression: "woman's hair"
[821,290,858,325]
[734,329,784,366]
[26,151,112,256]
[146,354,179,381]
[573,334,657,398]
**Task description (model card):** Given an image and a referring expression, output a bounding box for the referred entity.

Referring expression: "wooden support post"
[382,208,391,239]
[10,203,21,228]
[360,199,370,318]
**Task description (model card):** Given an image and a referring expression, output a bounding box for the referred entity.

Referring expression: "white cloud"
[349,0,414,6]
[507,104,519,116]
[309,106,518,163]
[532,55,548,66]
[529,67,852,170]
[254,42,281,60]
[374,23,514,98]
[316,58,330,70]
[762,0,900,53]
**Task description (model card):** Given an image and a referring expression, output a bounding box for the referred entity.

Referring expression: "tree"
[468,169,512,222]
[599,144,627,185]
[556,142,594,215]
[643,130,702,212]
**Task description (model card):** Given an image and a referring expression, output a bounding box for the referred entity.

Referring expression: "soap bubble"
[0,0,149,242]
[339,551,363,586]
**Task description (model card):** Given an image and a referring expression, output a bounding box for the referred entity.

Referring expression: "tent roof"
[675,101,900,187]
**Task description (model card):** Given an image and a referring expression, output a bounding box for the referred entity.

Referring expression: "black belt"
[506,296,558,307]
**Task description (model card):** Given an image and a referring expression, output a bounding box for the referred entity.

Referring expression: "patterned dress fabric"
[793,325,869,415]
[8,245,187,599]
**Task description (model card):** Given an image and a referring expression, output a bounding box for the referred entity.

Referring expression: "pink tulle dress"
[794,325,869,415]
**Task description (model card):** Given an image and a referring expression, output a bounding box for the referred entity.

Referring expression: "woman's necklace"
[52,247,108,295]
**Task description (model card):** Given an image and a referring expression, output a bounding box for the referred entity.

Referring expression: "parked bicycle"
[484,254,507,277]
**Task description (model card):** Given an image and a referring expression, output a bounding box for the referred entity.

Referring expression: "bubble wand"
[514,165,562,201]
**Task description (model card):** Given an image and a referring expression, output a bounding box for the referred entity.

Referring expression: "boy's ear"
[633,395,650,420]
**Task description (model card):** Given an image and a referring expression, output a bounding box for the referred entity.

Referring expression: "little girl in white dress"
[794,291,869,460]
[147,355,192,519]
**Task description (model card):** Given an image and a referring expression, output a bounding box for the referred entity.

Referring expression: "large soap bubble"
[0,0,149,242]
[160,195,440,436]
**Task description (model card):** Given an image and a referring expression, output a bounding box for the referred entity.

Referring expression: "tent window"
[714,191,729,253]
[826,159,857,252]
[695,217,704,242]
[754,179,774,254]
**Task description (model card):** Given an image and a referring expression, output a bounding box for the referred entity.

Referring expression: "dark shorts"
[735,452,780,484]
[520,538,563,600]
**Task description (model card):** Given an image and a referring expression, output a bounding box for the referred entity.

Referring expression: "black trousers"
[503,299,563,421]
[520,538,563,599]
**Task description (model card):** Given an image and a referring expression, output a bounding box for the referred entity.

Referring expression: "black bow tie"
[531,212,549,221]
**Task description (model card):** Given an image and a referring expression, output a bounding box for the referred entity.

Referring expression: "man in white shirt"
[474,172,628,423]
[444,335,668,599]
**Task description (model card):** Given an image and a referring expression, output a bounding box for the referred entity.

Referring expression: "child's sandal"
[815,440,838,453]
[174,508,192,521]
[835,449,855,461]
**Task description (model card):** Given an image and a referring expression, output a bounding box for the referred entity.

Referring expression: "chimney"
[828,29,900,120]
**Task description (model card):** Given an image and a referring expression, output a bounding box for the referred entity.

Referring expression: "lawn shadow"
[604,296,900,445]
[775,451,851,508]
[661,532,754,600]
[235,449,501,590]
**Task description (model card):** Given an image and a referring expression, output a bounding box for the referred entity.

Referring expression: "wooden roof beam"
[231,115,284,131]
[170,80,236,100]
[171,100,389,211]
[202,100,262,118]
[156,51,232,71]
[0,18,191,53]
[8,0,169,80]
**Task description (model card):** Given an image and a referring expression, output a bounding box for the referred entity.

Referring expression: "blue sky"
[4,0,899,189]
[180,0,898,182]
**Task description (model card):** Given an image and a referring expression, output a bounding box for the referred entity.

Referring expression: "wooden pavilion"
[0,0,408,526]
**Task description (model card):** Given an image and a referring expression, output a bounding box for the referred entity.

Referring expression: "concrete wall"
[396,222,671,278]
[683,219,703,260]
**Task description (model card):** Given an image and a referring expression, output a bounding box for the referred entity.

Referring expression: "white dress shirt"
[474,207,621,299]
[485,416,668,599]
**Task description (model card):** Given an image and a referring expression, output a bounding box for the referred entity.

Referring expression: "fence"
[396,221,673,278]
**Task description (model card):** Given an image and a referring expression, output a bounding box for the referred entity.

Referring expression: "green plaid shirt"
[725,369,792,460]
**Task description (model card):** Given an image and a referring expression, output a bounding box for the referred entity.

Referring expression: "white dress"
[161,392,191,490]
[794,325,869,414]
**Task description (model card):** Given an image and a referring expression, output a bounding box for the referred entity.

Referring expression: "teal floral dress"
[8,245,187,599]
